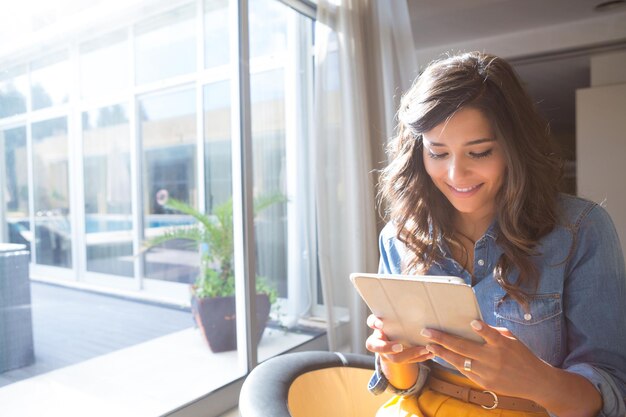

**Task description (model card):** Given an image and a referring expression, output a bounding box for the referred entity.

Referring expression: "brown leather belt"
[426,376,546,412]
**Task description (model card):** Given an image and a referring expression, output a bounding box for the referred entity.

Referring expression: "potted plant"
[144,194,284,352]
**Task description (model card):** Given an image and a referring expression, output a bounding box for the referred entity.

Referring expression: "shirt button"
[524,313,532,321]
[477,259,485,266]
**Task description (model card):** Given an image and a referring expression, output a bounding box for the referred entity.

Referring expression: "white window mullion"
[285,12,303,325]
[0,129,7,243]
[304,16,317,317]
[25,61,36,264]
[196,0,206,213]
[129,24,144,291]
[231,0,257,373]
[69,43,86,281]
[0,114,28,130]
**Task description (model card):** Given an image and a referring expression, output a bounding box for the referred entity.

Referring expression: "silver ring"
[463,358,472,372]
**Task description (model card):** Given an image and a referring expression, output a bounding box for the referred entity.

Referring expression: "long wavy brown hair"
[379,52,562,307]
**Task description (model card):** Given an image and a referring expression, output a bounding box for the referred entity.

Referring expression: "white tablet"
[350,272,484,346]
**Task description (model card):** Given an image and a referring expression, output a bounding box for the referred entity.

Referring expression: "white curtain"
[314,0,417,353]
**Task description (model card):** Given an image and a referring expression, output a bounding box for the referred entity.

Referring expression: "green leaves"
[143,194,284,301]
[194,268,234,299]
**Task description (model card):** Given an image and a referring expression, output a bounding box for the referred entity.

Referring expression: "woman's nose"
[447,157,469,182]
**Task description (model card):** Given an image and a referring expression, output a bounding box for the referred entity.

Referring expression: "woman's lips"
[447,183,483,197]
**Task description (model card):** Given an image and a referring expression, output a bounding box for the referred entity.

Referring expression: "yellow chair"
[239,351,393,417]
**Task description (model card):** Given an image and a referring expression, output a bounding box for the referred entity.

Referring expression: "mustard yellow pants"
[377,368,549,417]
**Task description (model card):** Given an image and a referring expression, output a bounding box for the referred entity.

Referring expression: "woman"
[367,52,626,417]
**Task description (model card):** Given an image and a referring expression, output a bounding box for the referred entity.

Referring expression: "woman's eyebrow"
[465,138,496,146]
[426,138,495,147]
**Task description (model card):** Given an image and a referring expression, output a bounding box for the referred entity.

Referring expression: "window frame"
[0,1,321,414]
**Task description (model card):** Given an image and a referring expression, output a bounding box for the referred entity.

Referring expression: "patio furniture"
[239,351,392,417]
[0,243,34,373]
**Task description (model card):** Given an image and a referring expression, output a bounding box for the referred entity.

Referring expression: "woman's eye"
[470,149,493,159]
[427,151,447,159]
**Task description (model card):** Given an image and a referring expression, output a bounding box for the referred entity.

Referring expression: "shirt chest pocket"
[493,293,564,364]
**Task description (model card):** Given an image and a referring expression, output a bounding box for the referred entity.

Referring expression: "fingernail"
[375,319,384,329]
[419,347,429,355]
[470,320,483,331]
[392,344,403,353]
[425,344,435,353]
[420,329,432,338]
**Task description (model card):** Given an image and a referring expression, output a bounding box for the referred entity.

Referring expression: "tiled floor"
[1,281,191,387]
[0,326,314,416]
[0,281,320,416]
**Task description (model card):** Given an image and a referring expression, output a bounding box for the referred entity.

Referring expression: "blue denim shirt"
[372,194,626,416]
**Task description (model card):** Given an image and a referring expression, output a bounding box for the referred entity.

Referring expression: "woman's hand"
[365,314,433,390]
[365,314,433,364]
[420,320,552,399]
[422,320,603,416]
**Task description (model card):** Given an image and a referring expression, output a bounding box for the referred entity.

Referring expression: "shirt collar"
[484,220,498,240]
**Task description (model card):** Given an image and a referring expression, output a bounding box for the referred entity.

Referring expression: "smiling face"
[422,107,507,228]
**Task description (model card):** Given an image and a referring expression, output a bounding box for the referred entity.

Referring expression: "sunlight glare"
[0,0,144,53]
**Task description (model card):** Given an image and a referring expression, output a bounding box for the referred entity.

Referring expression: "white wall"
[591,50,626,87]
[577,51,626,260]
[414,12,626,65]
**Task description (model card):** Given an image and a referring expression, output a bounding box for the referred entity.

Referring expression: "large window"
[0,66,28,118]
[30,53,70,111]
[204,0,230,69]
[83,104,133,277]
[140,88,198,284]
[135,4,197,85]
[0,0,317,414]
[32,117,72,268]
[204,80,232,211]
[1,126,29,245]
[79,31,130,101]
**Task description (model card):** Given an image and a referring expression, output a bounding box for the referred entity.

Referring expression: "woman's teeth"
[451,184,479,192]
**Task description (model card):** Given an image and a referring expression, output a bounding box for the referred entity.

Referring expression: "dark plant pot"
[191,293,271,353]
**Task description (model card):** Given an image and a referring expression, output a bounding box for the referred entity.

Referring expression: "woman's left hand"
[421,320,551,399]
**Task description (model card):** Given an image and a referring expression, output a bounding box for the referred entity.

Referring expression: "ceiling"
[407,0,621,49]
[406,0,626,132]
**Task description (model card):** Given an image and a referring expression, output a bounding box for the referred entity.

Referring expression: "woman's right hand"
[365,314,433,390]
[365,314,433,364]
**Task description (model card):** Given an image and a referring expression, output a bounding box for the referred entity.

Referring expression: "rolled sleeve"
[561,205,626,416]
[557,364,626,417]
[368,354,430,397]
